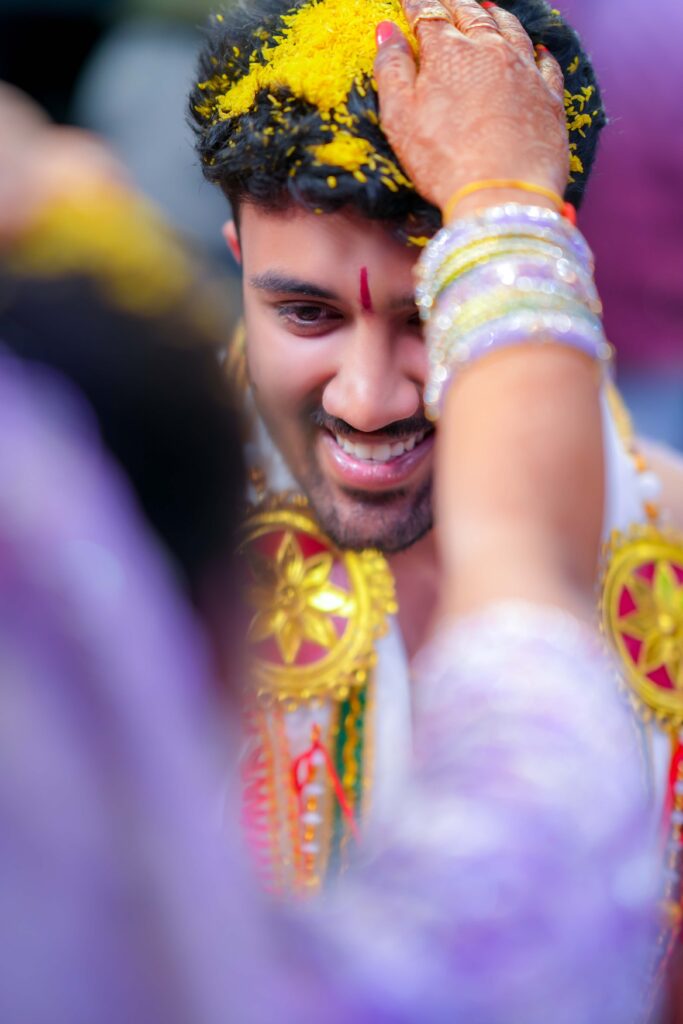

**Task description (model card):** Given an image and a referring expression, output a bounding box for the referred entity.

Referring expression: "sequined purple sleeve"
[0,351,659,1024]
[310,606,659,1024]
[0,353,292,1024]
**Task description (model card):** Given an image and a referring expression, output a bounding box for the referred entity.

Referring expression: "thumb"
[374,21,416,143]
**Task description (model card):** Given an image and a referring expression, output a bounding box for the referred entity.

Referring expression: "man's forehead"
[241,202,417,255]
[240,205,419,297]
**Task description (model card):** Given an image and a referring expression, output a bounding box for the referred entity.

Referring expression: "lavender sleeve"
[311,607,659,1024]
[0,351,658,1024]
[0,353,288,1024]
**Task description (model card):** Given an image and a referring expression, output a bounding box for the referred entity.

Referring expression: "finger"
[536,44,564,98]
[403,0,452,33]
[374,21,417,140]
[441,0,500,39]
[481,3,536,62]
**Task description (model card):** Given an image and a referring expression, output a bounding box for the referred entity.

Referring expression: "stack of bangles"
[416,201,613,422]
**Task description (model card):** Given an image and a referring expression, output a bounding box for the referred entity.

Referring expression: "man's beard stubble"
[255,398,435,554]
[306,472,434,554]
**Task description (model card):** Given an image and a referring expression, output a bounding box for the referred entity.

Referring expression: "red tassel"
[293,726,360,842]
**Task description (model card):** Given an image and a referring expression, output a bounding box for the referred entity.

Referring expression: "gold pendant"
[601,525,683,726]
[237,496,397,707]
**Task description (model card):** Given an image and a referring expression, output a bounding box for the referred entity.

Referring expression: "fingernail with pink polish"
[376,21,397,47]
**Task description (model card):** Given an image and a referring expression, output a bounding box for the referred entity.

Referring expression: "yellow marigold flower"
[312,134,375,173]
[569,146,584,175]
[211,0,415,122]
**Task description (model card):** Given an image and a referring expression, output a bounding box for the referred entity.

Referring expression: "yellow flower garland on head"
[564,84,598,178]
[202,0,416,123]
[196,0,416,182]
[195,0,604,199]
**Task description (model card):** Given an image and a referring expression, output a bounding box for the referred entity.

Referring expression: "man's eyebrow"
[249,271,417,311]
[248,271,339,300]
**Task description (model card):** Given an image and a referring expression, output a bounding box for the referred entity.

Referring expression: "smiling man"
[189,0,680,898]
[239,207,434,554]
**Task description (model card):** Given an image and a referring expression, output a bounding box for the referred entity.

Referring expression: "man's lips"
[318,428,435,491]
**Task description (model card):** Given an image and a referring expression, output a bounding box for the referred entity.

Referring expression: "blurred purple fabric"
[0,347,659,1023]
[562,0,683,369]
[0,351,286,1024]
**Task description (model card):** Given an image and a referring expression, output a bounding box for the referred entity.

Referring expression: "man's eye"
[277,303,343,329]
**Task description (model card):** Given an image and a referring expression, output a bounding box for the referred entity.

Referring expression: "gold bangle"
[407,1,451,32]
[435,239,568,293]
[448,290,588,338]
[443,179,565,222]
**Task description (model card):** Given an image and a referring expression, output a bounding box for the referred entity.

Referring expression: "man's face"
[237,204,435,553]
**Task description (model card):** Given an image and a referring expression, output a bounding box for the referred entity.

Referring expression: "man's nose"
[322,325,422,433]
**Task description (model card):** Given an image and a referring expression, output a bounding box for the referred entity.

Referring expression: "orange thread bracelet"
[444,179,576,224]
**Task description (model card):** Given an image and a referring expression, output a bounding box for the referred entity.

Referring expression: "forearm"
[437,344,604,621]
[374,0,607,622]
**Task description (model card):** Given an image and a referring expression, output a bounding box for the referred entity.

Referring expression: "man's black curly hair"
[190,0,605,232]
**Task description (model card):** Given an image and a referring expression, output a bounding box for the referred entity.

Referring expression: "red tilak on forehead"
[359,266,373,313]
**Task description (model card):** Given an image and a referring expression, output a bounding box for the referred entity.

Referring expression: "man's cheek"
[245,345,276,402]
[259,365,299,416]
[250,364,302,441]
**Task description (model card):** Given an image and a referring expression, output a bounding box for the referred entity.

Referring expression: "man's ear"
[222,220,241,264]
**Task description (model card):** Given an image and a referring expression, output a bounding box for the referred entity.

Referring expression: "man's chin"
[306,481,433,554]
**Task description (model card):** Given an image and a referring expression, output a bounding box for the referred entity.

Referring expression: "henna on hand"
[374,0,569,215]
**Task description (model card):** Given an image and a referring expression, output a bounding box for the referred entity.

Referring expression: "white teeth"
[334,431,428,462]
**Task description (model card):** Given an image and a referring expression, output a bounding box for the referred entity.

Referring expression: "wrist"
[415,204,606,421]
[445,187,559,223]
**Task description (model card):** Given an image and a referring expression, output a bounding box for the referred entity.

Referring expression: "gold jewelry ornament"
[444,179,565,222]
[238,498,398,707]
[406,0,452,32]
[601,525,683,727]
[224,319,249,397]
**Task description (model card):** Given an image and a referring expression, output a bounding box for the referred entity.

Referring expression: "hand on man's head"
[374,0,569,215]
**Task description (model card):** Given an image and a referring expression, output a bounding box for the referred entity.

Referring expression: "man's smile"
[332,429,430,463]
[318,425,436,492]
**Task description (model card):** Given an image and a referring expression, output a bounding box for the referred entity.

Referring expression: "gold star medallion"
[601,526,683,726]
[238,497,397,706]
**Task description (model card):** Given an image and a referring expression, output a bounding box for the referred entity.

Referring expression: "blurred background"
[0,0,241,302]
[1,0,681,446]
